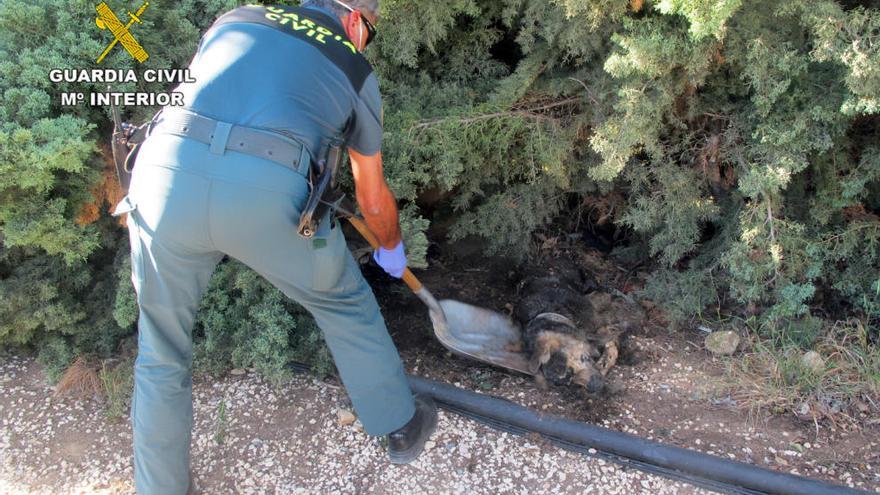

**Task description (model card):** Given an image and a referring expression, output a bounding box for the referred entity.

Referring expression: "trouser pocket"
[113,196,147,291]
[311,219,355,292]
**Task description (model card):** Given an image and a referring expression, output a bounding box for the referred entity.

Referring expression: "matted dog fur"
[514,257,644,392]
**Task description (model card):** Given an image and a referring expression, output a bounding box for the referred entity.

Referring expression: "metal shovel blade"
[414,288,533,375]
[343,215,533,375]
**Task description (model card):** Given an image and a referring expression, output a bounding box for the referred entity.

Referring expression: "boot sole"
[388,399,438,465]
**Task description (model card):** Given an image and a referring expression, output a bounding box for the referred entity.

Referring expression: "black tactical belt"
[151,108,311,176]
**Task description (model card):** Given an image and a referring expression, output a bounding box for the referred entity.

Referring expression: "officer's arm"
[349,149,402,249]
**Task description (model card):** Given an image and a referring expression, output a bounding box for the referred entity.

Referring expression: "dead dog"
[514,257,643,392]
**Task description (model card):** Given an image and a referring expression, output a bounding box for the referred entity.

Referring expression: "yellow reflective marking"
[258,7,357,49]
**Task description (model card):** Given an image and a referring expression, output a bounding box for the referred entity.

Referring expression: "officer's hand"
[373,242,407,278]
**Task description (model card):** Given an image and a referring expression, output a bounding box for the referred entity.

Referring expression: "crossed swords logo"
[95,2,150,64]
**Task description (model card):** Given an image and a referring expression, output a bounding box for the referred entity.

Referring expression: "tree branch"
[410,97,582,130]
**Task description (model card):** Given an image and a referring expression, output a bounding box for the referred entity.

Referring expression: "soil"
[365,237,880,493]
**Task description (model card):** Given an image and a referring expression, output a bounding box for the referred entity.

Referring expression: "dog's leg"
[597,340,619,376]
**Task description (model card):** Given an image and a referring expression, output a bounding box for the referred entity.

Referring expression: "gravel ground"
[0,354,714,495]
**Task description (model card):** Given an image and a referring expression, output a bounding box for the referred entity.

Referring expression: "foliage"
[640,267,718,328]
[0,237,133,378]
[372,0,880,337]
[0,116,99,263]
[193,260,334,383]
[100,358,135,419]
[2,0,879,384]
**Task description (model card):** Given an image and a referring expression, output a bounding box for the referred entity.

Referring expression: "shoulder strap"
[210,5,373,93]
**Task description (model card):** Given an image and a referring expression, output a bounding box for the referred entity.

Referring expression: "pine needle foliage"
[2,0,878,380]
[193,259,334,383]
[373,0,880,337]
[0,0,234,373]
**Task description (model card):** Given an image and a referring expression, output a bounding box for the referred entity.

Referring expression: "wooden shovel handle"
[346,216,423,292]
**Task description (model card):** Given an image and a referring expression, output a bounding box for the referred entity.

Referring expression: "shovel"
[345,216,533,375]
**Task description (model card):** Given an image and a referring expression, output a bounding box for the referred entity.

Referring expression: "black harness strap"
[210,5,373,93]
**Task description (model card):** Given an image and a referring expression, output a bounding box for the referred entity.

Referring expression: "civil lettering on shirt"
[264,6,357,53]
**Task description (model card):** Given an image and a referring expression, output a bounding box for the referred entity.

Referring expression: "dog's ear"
[527,347,548,375]
[528,333,559,375]
[573,265,599,294]
[582,271,600,293]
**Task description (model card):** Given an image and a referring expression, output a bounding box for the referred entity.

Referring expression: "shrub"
[2,0,878,382]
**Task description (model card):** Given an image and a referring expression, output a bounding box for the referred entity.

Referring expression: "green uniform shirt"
[175,6,383,157]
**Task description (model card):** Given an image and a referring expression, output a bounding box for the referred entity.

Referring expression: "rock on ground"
[705,331,740,356]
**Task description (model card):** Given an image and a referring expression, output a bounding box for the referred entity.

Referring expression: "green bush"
[2,1,878,382]
[193,260,334,384]
[375,0,879,334]
[0,0,243,372]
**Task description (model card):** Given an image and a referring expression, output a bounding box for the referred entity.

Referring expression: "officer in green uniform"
[114,1,437,493]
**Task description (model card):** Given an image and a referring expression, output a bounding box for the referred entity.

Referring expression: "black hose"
[408,375,876,495]
[437,400,767,495]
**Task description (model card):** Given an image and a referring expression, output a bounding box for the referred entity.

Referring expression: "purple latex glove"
[373,241,407,278]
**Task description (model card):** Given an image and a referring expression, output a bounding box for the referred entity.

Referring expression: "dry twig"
[410,97,581,130]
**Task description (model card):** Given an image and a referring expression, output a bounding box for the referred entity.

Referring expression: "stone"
[705,331,740,356]
[797,402,811,417]
[336,409,356,426]
[800,351,825,373]
[230,369,246,376]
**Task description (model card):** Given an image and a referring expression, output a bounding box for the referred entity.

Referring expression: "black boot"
[387,395,438,464]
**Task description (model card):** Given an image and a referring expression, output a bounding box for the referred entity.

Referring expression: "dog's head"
[528,329,605,393]
[543,352,605,393]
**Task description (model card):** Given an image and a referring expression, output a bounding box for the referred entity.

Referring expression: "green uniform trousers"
[117,133,415,494]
